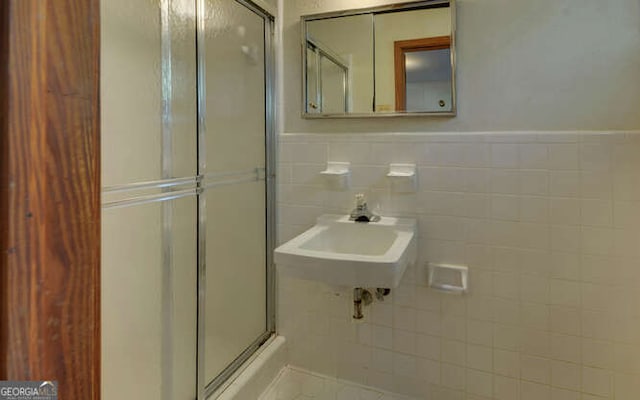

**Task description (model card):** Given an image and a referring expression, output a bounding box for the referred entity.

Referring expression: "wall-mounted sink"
[274,214,417,288]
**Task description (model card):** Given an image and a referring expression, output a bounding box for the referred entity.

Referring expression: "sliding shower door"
[199,0,275,397]
[101,0,198,399]
[102,0,274,399]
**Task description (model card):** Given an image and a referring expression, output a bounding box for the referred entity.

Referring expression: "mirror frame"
[301,0,457,119]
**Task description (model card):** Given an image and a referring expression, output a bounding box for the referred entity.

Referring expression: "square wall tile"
[278,132,640,399]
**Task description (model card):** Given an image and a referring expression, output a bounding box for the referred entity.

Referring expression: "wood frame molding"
[0,0,10,382]
[394,35,451,111]
[0,1,100,399]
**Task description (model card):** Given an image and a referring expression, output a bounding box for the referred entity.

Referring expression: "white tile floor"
[259,367,419,400]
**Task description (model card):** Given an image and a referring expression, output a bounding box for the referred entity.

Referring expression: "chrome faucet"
[349,194,380,222]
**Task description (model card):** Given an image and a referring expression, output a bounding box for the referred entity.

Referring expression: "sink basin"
[274,214,417,288]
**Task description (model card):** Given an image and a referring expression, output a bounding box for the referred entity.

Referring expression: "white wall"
[283,0,640,132]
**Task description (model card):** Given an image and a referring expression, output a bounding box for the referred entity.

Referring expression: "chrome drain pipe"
[353,288,373,319]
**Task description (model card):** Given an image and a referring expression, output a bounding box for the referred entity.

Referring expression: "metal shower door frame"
[195,0,277,399]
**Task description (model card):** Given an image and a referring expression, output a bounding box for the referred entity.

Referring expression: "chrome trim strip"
[102,170,261,199]
[201,175,263,191]
[264,11,277,336]
[201,168,264,187]
[102,188,197,210]
[160,1,174,399]
[236,0,273,19]
[202,168,261,180]
[450,0,457,115]
[343,49,349,113]
[162,2,174,181]
[102,176,198,194]
[301,0,449,20]
[102,172,265,205]
[196,191,206,400]
[301,17,308,115]
[161,199,174,400]
[307,37,349,72]
[203,331,273,398]
[371,12,376,112]
[302,111,457,118]
[316,45,322,112]
[196,0,207,398]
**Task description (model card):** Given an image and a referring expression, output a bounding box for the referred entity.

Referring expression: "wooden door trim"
[0,0,10,380]
[394,35,451,111]
[0,1,101,399]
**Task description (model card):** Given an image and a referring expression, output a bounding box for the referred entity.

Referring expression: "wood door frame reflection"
[394,35,451,112]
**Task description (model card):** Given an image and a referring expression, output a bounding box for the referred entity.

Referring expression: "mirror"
[302,0,456,118]
[306,14,374,114]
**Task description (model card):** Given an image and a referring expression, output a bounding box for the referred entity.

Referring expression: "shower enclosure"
[101,0,275,399]
[305,38,349,113]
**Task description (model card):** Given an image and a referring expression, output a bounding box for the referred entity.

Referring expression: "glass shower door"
[199,0,274,396]
[101,0,198,399]
[102,0,274,398]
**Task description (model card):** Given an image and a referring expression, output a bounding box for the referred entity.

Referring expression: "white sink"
[274,214,417,288]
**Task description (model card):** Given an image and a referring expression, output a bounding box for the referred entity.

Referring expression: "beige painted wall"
[282,0,640,132]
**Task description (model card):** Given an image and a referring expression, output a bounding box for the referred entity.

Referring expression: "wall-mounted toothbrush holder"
[428,263,468,294]
[320,161,351,190]
[386,163,417,192]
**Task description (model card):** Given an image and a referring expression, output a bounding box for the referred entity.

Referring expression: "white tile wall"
[277,132,640,400]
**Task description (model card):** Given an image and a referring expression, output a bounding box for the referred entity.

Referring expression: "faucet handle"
[355,193,366,208]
